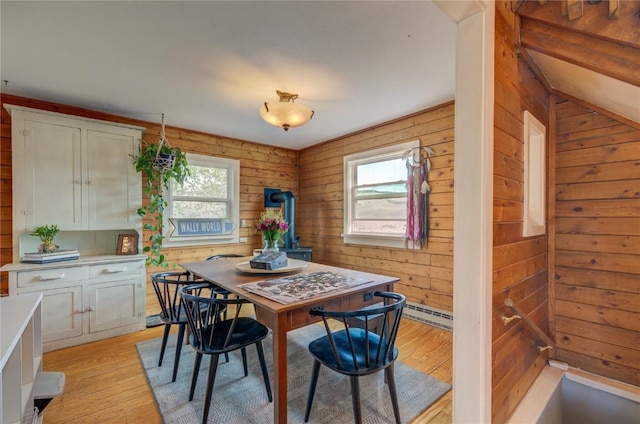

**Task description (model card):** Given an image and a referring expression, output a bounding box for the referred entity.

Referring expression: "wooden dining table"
[179,256,398,424]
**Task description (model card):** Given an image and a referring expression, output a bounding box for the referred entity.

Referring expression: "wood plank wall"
[297,102,455,312]
[0,94,299,310]
[491,2,551,422]
[552,98,640,386]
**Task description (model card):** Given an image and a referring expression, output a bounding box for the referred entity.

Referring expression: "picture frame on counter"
[116,233,138,255]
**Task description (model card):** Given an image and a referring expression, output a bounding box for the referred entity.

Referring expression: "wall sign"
[169,218,236,237]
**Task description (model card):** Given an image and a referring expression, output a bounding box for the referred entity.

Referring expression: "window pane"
[356,158,406,185]
[355,182,406,199]
[172,201,227,219]
[173,165,228,198]
[353,220,406,234]
[355,197,406,220]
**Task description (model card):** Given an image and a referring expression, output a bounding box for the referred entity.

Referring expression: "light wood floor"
[42,317,452,423]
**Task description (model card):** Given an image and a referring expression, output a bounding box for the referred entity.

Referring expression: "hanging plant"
[132,114,189,268]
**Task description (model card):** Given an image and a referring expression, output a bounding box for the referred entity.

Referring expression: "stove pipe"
[264,189,295,249]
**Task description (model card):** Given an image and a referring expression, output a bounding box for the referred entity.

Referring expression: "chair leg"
[189,352,203,401]
[349,376,362,424]
[255,341,273,402]
[304,360,321,422]
[172,323,186,382]
[158,323,171,367]
[241,347,248,376]
[201,354,220,424]
[385,365,401,424]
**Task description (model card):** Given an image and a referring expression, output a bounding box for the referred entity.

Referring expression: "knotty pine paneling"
[552,97,640,387]
[0,94,298,306]
[491,1,551,422]
[297,102,455,312]
[0,107,13,294]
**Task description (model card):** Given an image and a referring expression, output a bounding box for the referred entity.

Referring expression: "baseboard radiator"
[403,301,453,332]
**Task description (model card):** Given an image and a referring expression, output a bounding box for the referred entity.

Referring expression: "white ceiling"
[0,1,457,150]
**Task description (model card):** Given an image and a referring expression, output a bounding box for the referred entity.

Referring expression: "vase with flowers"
[255,208,289,252]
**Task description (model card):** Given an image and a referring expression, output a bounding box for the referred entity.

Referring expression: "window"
[523,110,546,237]
[343,140,418,248]
[163,153,240,246]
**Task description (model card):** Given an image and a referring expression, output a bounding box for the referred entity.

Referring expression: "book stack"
[21,249,80,264]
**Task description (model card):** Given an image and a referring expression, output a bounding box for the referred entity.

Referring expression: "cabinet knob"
[74,309,83,314]
[84,306,94,313]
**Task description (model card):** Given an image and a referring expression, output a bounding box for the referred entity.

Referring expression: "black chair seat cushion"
[308,328,398,375]
[189,317,269,354]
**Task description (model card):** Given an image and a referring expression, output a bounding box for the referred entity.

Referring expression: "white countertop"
[0,254,147,272]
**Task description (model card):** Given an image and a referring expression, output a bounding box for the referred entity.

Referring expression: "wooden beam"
[512,0,526,13]
[516,0,639,46]
[567,0,584,20]
[520,18,640,87]
[517,45,554,92]
[609,0,620,19]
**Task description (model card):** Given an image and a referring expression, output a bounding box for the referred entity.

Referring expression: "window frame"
[343,140,418,248]
[523,110,546,237]
[162,153,240,247]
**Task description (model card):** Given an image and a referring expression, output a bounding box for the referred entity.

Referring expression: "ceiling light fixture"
[259,90,314,131]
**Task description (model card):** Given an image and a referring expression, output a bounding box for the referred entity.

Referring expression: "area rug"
[136,324,451,423]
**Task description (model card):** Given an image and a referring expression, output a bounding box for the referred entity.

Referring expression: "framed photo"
[116,233,138,255]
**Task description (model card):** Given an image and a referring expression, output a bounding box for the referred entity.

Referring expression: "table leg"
[272,314,288,424]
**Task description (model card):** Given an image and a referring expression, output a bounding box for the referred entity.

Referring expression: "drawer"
[89,261,145,279]
[288,297,347,329]
[17,266,89,288]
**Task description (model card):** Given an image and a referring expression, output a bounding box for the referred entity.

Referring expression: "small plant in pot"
[132,137,189,268]
[30,224,60,253]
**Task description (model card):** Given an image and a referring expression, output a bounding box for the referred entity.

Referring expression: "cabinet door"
[86,130,141,230]
[22,119,83,230]
[87,278,144,333]
[41,285,84,343]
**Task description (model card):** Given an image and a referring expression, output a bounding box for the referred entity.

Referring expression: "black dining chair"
[150,271,196,382]
[304,292,406,424]
[179,282,273,424]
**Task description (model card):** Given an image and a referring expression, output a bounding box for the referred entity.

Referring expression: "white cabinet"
[1,292,42,424]
[3,256,146,352]
[6,105,144,258]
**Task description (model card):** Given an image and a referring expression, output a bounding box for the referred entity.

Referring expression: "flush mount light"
[259,90,314,131]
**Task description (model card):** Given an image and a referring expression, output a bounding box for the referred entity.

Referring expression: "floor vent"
[403,302,453,332]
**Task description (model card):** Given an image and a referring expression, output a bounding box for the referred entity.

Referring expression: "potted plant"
[132,139,189,268]
[30,224,60,253]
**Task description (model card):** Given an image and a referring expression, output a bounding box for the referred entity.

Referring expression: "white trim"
[437,0,495,422]
[523,110,547,237]
[342,140,418,247]
[162,153,240,247]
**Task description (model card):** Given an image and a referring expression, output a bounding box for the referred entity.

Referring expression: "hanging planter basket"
[152,115,176,172]
[153,137,176,172]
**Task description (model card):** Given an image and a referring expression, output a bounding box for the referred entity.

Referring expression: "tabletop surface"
[180,257,399,314]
